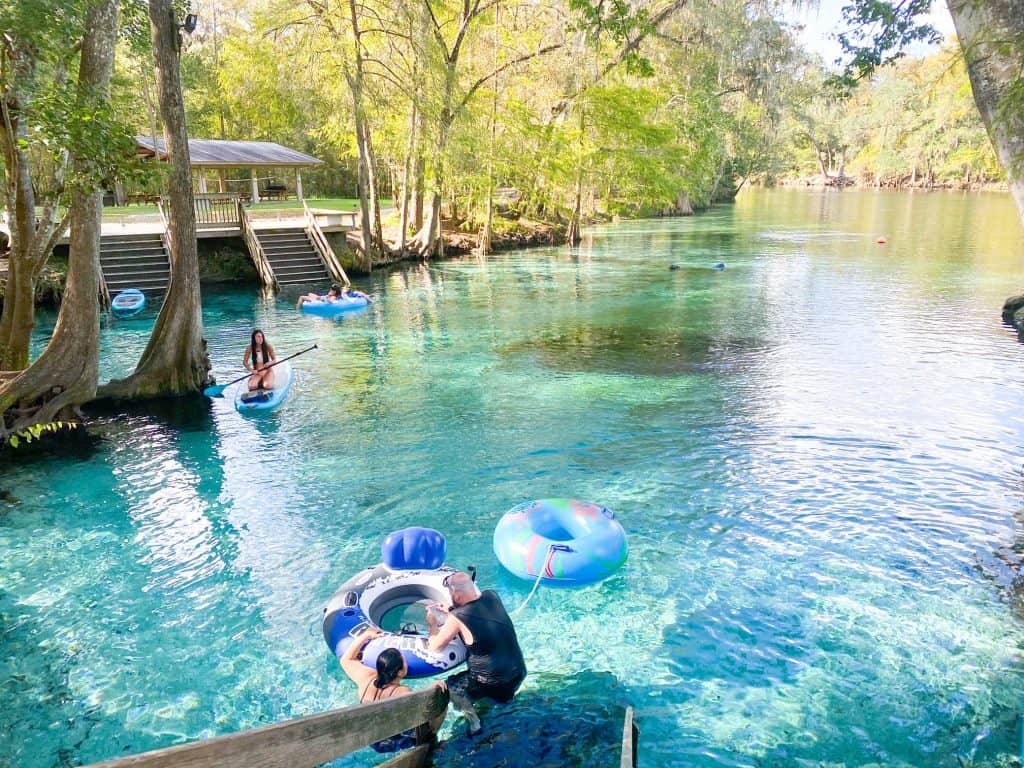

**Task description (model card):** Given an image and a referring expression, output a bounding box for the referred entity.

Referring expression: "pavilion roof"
[136,137,324,168]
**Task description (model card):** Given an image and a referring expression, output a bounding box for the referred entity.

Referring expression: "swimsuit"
[360,682,417,753]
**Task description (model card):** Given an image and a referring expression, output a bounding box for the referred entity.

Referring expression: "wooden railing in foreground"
[303,201,350,287]
[83,685,449,768]
[239,202,277,291]
[620,706,639,768]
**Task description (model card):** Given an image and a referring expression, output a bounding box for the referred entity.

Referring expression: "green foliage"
[7,421,77,449]
[783,46,1003,187]
[830,0,942,92]
[568,0,654,76]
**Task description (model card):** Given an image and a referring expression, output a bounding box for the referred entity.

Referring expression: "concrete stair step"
[277,276,327,285]
[103,264,169,276]
[262,242,312,252]
[102,236,164,246]
[99,256,167,268]
[107,279,168,291]
[267,254,322,265]
[262,252,313,262]
[101,245,167,256]
[272,270,325,280]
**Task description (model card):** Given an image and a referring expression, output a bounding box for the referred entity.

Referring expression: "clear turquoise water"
[3,188,1024,767]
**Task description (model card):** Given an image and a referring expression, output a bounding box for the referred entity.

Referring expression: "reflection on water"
[3,189,1024,768]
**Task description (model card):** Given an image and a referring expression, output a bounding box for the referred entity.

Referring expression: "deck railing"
[303,201,350,286]
[82,685,449,768]
[192,193,242,228]
[239,202,277,290]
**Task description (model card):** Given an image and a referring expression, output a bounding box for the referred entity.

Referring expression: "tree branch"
[456,42,564,116]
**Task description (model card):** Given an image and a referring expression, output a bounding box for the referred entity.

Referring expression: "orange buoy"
[877,236,887,244]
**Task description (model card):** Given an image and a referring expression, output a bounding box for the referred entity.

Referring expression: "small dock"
[97,194,357,295]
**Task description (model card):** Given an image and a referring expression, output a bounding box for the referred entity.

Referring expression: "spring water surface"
[3,188,1024,767]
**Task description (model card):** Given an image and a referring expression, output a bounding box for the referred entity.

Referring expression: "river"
[2,188,1024,767]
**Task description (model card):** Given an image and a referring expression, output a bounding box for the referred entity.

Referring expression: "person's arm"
[339,628,380,688]
[243,346,253,372]
[427,607,464,652]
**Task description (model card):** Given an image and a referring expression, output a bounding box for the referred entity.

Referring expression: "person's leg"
[260,366,276,390]
[445,672,482,734]
[247,372,262,391]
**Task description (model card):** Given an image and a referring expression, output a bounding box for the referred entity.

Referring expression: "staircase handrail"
[156,197,172,251]
[82,685,449,768]
[303,200,350,286]
[239,201,278,290]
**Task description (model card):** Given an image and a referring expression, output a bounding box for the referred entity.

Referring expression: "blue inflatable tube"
[300,296,369,317]
[322,527,466,679]
[493,499,627,587]
[111,289,146,318]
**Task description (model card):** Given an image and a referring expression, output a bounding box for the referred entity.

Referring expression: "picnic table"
[260,186,290,201]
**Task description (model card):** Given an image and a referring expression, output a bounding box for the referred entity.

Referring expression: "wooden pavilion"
[133,137,324,204]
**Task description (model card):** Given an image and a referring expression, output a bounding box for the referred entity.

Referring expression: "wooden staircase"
[99,232,170,294]
[256,228,330,287]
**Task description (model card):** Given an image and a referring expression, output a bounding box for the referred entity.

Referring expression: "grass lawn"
[101,198,392,218]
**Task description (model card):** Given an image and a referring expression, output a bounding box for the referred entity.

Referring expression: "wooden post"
[198,172,208,193]
[296,169,303,201]
[620,706,638,768]
[251,168,259,203]
[218,169,226,193]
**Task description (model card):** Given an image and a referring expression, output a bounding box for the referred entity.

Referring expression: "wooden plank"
[377,744,432,768]
[620,706,638,768]
[83,686,448,768]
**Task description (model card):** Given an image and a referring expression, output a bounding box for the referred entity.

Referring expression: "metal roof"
[136,137,324,167]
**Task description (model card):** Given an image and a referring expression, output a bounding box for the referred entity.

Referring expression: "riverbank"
[0,216,574,310]
[777,173,1008,193]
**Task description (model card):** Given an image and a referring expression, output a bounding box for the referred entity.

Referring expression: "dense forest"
[123,1,1003,213]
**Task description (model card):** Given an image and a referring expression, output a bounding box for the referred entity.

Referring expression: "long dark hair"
[374,648,404,689]
[250,329,269,365]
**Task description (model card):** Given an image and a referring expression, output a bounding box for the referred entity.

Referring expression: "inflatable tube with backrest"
[322,527,466,678]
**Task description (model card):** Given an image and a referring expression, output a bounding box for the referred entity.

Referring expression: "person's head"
[443,571,480,608]
[328,284,341,297]
[374,648,407,688]
[251,329,267,349]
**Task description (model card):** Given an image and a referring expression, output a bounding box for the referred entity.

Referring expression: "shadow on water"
[0,394,215,473]
[432,670,631,768]
[503,325,768,377]
[86,393,215,433]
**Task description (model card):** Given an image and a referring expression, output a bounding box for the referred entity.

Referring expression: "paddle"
[203,344,318,398]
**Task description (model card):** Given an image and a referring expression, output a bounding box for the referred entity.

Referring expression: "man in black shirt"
[428,571,527,734]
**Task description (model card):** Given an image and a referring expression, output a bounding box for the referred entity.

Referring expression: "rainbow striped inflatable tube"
[493,498,627,587]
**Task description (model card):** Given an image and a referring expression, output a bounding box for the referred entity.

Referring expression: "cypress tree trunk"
[948,0,1024,222]
[0,0,119,440]
[98,0,210,399]
[398,102,417,252]
[0,49,70,371]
